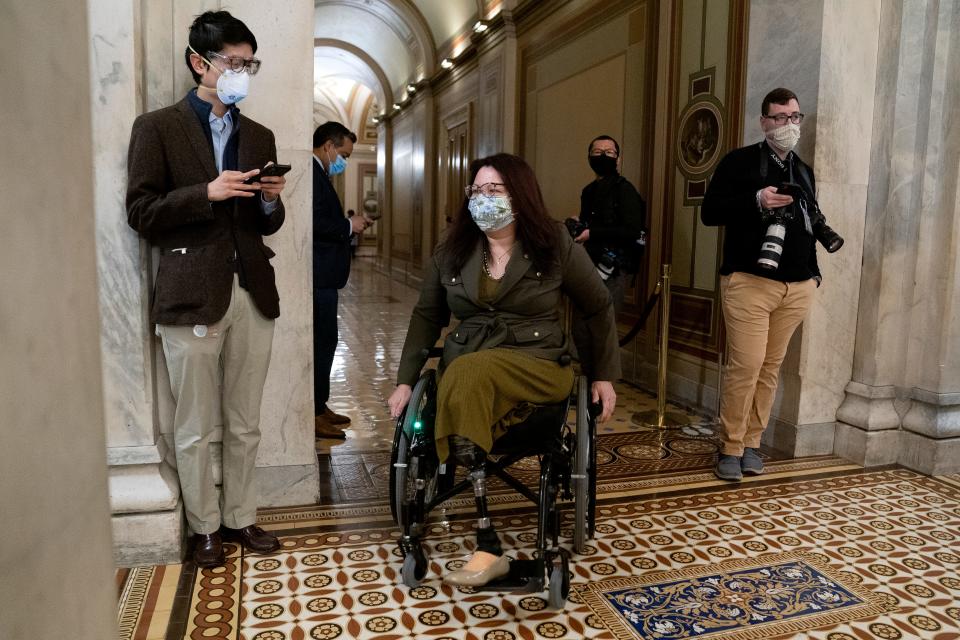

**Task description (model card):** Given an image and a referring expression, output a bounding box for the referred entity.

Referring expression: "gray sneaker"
[715,454,743,481]
[741,448,764,475]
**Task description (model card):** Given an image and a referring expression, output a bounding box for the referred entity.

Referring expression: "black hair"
[184,11,258,84]
[588,135,620,157]
[313,122,357,149]
[761,88,799,115]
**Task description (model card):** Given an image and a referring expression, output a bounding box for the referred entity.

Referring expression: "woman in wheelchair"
[387,153,620,588]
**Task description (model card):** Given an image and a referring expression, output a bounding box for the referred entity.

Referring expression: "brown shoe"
[315,415,346,439]
[221,525,281,553]
[323,404,351,425]
[193,532,225,567]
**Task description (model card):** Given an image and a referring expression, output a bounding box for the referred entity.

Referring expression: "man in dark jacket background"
[126,10,286,567]
[701,87,821,482]
[568,134,646,380]
[312,122,369,439]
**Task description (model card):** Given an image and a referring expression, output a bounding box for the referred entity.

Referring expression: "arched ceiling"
[411,0,481,48]
[313,0,484,122]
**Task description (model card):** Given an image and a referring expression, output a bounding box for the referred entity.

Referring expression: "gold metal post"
[634,264,690,428]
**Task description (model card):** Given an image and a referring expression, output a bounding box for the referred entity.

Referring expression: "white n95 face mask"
[189,45,250,105]
[215,69,249,105]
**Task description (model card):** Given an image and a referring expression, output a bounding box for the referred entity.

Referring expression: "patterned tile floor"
[117,259,960,639]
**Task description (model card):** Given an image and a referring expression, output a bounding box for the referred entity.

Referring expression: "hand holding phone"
[777,182,803,199]
[244,163,292,184]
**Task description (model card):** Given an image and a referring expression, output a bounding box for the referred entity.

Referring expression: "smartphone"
[244,163,291,184]
[777,182,803,199]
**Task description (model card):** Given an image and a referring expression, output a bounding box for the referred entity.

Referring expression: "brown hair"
[761,88,799,115]
[440,153,559,274]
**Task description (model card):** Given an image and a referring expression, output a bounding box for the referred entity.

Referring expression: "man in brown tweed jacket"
[126,11,286,568]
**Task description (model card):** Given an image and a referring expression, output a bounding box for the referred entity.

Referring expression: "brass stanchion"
[634,264,690,428]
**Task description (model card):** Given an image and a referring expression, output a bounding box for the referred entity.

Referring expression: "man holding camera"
[126,11,286,566]
[702,88,841,482]
[568,135,646,380]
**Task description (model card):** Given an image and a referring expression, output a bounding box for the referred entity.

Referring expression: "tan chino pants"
[719,272,816,456]
[158,275,275,534]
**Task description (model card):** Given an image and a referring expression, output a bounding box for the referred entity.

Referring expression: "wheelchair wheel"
[547,553,570,609]
[401,545,429,588]
[572,376,596,554]
[389,369,438,527]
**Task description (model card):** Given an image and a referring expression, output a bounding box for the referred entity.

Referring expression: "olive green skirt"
[434,347,575,463]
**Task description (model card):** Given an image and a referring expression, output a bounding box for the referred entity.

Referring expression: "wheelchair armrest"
[420,347,443,359]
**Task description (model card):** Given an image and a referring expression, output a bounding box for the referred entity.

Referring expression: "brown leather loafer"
[315,416,346,439]
[221,525,281,553]
[193,532,225,568]
[322,405,351,425]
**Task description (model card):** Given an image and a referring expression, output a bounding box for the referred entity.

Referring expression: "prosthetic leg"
[443,437,510,587]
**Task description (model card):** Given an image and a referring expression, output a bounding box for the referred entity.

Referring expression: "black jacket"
[701,141,820,282]
[126,95,285,325]
[579,174,646,267]
[312,159,351,290]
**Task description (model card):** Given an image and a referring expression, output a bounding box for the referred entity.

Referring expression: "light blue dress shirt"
[210,109,277,215]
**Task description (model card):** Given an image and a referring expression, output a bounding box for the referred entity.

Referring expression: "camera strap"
[759,142,813,234]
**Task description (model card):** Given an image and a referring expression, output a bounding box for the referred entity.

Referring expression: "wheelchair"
[389,348,598,608]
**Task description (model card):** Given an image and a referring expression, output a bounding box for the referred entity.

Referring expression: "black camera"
[565,218,588,238]
[811,207,844,253]
[596,249,619,281]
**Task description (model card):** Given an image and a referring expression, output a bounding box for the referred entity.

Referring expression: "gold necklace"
[489,241,516,263]
[481,247,505,280]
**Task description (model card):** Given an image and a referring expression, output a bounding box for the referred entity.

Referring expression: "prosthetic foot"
[443,447,510,587]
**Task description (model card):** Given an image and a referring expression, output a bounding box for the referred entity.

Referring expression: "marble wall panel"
[796,182,868,425]
[777,2,878,434]
[229,1,317,469]
[743,0,823,156]
[90,0,156,449]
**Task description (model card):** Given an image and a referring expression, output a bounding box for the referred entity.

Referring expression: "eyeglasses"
[589,149,618,158]
[465,182,507,197]
[762,112,804,125]
[208,51,262,75]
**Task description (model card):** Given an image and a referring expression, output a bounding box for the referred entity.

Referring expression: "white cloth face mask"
[767,123,801,152]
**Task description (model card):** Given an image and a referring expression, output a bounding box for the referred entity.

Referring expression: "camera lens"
[757,223,787,270]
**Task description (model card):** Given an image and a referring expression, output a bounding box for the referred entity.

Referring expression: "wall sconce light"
[392,103,401,111]
[473,21,488,33]
[440,58,454,70]
[371,116,380,124]
[406,83,417,93]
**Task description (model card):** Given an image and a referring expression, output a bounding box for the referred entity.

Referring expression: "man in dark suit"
[126,11,286,567]
[312,122,369,439]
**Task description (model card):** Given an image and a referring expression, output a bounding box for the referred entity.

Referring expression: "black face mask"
[588,154,618,177]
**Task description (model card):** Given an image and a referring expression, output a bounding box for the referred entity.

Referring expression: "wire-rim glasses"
[465,182,507,198]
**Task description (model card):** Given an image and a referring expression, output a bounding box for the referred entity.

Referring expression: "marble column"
[836,0,960,475]
[228,0,320,501]
[0,2,118,638]
[89,0,183,567]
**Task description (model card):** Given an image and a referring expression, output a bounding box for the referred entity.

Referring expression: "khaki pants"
[158,276,275,534]
[719,272,815,456]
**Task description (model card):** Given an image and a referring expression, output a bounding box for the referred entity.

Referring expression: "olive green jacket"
[396,224,621,386]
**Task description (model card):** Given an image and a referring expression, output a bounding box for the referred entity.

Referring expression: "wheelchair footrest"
[476,559,544,593]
